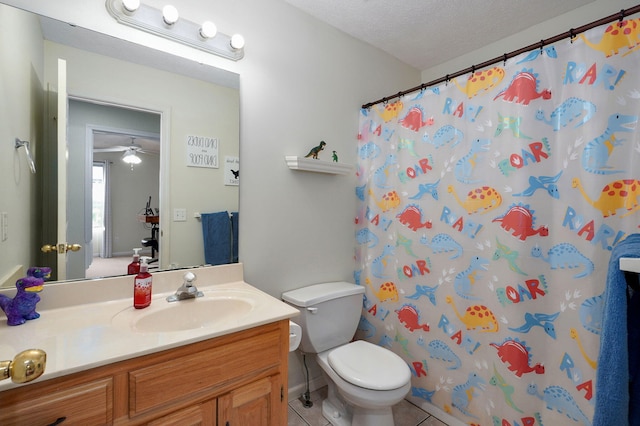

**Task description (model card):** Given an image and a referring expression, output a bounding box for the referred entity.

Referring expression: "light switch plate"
[173,208,187,222]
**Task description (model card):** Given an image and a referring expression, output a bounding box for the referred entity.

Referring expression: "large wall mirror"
[0,3,240,285]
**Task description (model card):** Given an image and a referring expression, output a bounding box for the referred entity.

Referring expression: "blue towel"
[231,212,239,263]
[201,211,231,266]
[594,234,640,426]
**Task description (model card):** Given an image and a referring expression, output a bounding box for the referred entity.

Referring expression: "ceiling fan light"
[122,149,142,164]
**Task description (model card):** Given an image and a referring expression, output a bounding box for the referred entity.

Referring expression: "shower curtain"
[356,16,640,426]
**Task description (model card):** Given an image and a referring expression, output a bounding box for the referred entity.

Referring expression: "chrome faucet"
[166,271,204,302]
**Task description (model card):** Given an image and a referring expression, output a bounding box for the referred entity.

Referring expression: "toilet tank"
[282,282,365,354]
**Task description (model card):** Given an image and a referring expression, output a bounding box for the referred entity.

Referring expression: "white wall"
[0,6,43,286]
[421,0,639,82]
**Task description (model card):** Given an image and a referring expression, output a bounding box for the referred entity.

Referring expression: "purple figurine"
[0,267,50,326]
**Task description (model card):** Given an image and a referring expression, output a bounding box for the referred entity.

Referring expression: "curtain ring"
[570,28,575,43]
[503,53,507,66]
[620,9,626,23]
[540,40,544,52]
[445,74,450,86]
[471,65,476,74]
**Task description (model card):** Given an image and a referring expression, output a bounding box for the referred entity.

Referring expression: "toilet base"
[321,373,396,426]
[322,376,352,426]
[322,399,395,426]
[322,398,351,426]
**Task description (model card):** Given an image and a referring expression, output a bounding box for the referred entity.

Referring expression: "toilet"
[282,282,411,426]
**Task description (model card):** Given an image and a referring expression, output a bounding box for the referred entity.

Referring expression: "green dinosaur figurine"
[332,150,338,162]
[304,141,326,159]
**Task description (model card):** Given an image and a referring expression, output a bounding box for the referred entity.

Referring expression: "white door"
[41,58,79,281]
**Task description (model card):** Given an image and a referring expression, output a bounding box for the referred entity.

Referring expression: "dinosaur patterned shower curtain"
[355,16,640,426]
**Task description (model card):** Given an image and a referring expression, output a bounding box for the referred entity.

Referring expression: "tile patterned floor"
[288,387,448,426]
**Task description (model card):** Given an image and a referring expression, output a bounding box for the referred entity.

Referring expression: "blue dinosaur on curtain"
[355,15,640,426]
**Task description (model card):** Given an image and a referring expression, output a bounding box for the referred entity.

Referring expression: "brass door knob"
[41,243,82,253]
[0,349,46,384]
[66,244,82,252]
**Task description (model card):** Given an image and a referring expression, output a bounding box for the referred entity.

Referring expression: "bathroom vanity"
[0,264,298,425]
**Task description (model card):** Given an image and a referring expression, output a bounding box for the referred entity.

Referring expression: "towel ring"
[15,138,36,174]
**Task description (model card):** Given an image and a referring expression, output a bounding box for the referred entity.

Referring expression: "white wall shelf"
[285,156,352,175]
[620,257,640,273]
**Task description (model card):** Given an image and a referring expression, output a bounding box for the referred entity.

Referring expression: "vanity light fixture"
[105,0,244,61]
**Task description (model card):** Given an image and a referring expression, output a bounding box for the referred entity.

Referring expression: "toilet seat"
[328,340,411,391]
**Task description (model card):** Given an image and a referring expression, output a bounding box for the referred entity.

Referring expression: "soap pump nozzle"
[128,248,143,275]
[139,256,151,272]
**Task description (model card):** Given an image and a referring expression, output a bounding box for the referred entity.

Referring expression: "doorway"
[67,99,161,279]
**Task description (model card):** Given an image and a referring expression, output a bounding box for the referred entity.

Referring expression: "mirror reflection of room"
[0,3,240,286]
[74,100,161,279]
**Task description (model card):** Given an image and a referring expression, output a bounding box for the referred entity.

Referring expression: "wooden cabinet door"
[146,400,216,426]
[218,375,283,426]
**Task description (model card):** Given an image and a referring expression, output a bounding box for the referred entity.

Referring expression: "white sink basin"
[112,292,256,333]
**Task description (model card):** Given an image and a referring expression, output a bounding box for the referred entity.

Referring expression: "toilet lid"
[328,340,411,391]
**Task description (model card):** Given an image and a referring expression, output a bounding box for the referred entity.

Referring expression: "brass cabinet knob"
[0,349,46,384]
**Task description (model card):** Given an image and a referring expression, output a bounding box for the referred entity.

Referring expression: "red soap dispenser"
[127,248,142,275]
[134,257,152,309]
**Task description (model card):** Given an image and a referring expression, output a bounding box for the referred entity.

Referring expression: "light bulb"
[122,0,140,14]
[230,34,245,50]
[162,5,179,26]
[199,21,217,39]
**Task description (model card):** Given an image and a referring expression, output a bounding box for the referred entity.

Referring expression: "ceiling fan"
[93,136,158,156]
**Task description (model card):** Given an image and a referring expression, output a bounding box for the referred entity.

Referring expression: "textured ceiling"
[285,0,595,70]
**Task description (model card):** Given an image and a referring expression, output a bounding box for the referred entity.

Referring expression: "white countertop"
[0,264,299,391]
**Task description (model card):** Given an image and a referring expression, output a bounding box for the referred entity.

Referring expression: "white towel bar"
[194,212,234,220]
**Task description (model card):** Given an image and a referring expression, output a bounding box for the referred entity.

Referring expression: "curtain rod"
[362,5,640,109]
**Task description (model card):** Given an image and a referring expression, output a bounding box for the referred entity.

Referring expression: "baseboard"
[288,375,327,402]
[111,249,153,258]
[0,265,23,288]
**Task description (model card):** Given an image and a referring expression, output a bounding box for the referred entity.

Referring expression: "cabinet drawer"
[129,328,280,416]
[0,377,112,426]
